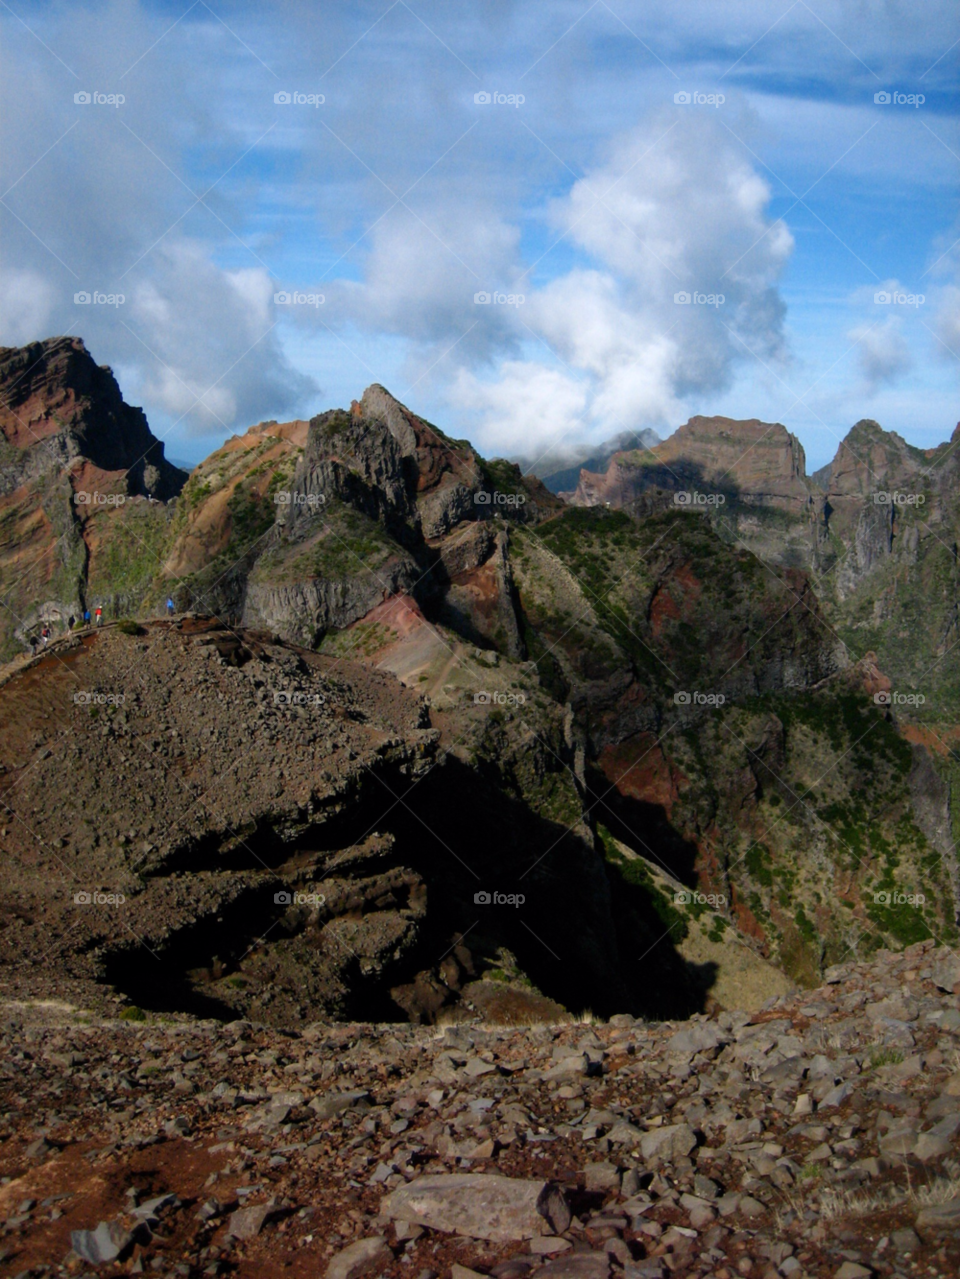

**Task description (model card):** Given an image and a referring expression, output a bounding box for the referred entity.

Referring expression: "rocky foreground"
[2,941,960,1279]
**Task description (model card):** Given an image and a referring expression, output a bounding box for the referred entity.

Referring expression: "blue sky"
[1,1,957,471]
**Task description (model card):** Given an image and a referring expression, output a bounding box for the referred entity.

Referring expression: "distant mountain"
[514,428,661,494]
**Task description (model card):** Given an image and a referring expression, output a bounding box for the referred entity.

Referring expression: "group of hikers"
[26,598,176,654]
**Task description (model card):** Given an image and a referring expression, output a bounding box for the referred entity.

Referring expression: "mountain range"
[1,335,958,1030]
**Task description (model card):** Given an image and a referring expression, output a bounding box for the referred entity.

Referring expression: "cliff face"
[0,337,187,657]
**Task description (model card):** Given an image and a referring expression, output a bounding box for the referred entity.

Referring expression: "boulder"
[381,1173,571,1243]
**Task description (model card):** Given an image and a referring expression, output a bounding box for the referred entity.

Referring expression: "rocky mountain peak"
[0,334,186,501]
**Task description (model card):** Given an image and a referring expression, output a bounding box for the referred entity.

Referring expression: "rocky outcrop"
[3,940,960,1277]
[0,337,184,500]
[0,337,188,659]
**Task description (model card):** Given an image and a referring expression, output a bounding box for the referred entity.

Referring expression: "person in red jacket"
[95,606,103,626]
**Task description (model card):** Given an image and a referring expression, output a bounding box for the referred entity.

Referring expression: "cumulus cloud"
[848,317,912,392]
[451,361,589,458]
[449,111,793,455]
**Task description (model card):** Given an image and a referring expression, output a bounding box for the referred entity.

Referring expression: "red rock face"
[566,414,813,515]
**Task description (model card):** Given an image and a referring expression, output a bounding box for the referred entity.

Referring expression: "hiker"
[41,625,50,646]
[95,606,103,626]
[83,610,91,625]
[166,597,175,616]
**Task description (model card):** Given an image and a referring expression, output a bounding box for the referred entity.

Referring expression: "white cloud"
[0,269,56,347]
[450,361,589,458]
[848,317,912,391]
[449,111,793,454]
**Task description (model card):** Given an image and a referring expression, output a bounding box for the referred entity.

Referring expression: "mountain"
[0,336,187,658]
[565,412,960,717]
[1,336,957,1030]
[515,428,661,494]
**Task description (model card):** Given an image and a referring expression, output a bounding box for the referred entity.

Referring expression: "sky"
[1,1,958,471]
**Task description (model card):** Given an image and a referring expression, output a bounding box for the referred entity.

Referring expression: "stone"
[640,1123,697,1161]
[819,1082,854,1109]
[916,1197,960,1229]
[834,1265,872,1279]
[326,1236,392,1279]
[71,1220,133,1265]
[584,1162,621,1193]
[913,1132,950,1161]
[890,1228,920,1254]
[931,950,960,993]
[667,1022,727,1055]
[530,1237,573,1254]
[309,1090,371,1119]
[381,1173,571,1243]
[225,1199,277,1240]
